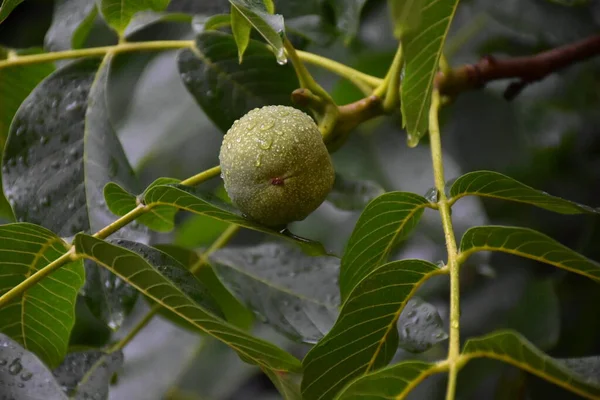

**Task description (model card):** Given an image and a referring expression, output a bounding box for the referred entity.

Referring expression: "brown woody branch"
[435,34,600,100]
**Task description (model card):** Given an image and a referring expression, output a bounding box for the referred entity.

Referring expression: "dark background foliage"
[1,0,600,399]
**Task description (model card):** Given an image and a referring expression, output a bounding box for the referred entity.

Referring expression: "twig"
[436,34,600,100]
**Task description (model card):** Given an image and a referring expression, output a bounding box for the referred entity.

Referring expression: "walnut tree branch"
[435,34,600,100]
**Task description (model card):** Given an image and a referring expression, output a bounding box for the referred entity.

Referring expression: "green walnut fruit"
[219,105,335,227]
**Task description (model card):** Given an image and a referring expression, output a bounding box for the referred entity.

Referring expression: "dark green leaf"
[328,0,368,44]
[0,223,85,368]
[397,296,447,353]
[155,244,254,329]
[302,260,443,400]
[462,330,600,399]
[400,0,459,146]
[143,184,327,256]
[460,226,600,282]
[45,0,97,51]
[229,0,286,63]
[195,13,232,31]
[124,10,192,38]
[177,31,299,133]
[74,233,302,372]
[104,178,179,232]
[97,0,170,36]
[53,349,123,399]
[0,333,68,399]
[0,0,23,24]
[339,192,429,301]
[327,174,385,211]
[334,360,440,399]
[210,242,340,343]
[449,170,599,215]
[231,6,252,63]
[175,214,230,248]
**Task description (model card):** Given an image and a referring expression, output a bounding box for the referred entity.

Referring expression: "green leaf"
[74,233,302,372]
[97,0,170,36]
[104,178,179,232]
[388,0,427,39]
[0,48,54,222]
[53,349,123,398]
[210,242,340,343]
[302,259,443,400]
[143,184,327,256]
[328,0,369,44]
[327,174,385,211]
[460,226,600,282]
[334,360,440,399]
[339,192,429,301]
[0,0,23,24]
[263,369,302,400]
[0,223,85,368]
[175,214,230,248]
[124,11,193,38]
[231,6,252,63]
[400,0,459,146]
[462,330,600,399]
[449,170,600,214]
[178,31,298,133]
[195,13,232,31]
[155,244,255,329]
[45,0,97,51]
[229,0,286,63]
[0,333,68,399]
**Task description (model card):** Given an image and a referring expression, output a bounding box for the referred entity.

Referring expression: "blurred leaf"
[178,31,298,133]
[45,0,97,51]
[334,360,439,399]
[0,223,84,368]
[53,349,123,399]
[285,15,337,46]
[143,184,327,255]
[401,0,459,147]
[210,242,340,343]
[0,0,23,24]
[175,213,230,248]
[124,10,192,38]
[460,226,600,282]
[339,192,429,300]
[97,0,170,36]
[194,13,232,31]
[263,369,302,400]
[0,48,54,222]
[328,0,368,44]
[397,296,447,353]
[74,233,302,372]
[545,0,589,5]
[155,244,255,329]
[449,171,600,215]
[229,0,286,63]
[231,6,252,63]
[104,178,179,232]
[462,330,600,399]
[327,174,385,211]
[302,260,443,400]
[0,333,68,399]
[388,0,426,39]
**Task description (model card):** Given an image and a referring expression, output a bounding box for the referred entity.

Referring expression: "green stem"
[428,90,461,400]
[109,304,161,352]
[180,165,222,186]
[93,204,147,239]
[0,41,195,69]
[0,249,77,309]
[380,44,404,111]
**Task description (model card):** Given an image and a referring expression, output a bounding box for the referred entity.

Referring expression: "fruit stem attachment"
[374,44,403,112]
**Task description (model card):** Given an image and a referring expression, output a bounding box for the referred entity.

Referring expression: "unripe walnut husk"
[219,105,335,227]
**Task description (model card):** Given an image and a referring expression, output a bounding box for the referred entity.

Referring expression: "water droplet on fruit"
[8,358,23,375]
[259,119,275,131]
[257,136,273,150]
[255,154,262,167]
[20,371,32,381]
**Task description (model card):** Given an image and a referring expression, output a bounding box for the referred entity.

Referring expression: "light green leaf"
[302,260,443,400]
[334,360,440,399]
[231,6,252,63]
[104,177,179,232]
[143,183,327,256]
[97,0,170,35]
[210,242,340,343]
[178,31,298,133]
[229,0,286,63]
[328,0,369,44]
[339,192,430,301]
[449,170,599,214]
[45,0,97,51]
[74,233,302,372]
[0,333,68,399]
[388,0,427,39]
[0,223,84,368]
[0,0,23,24]
[263,369,302,400]
[400,0,459,146]
[462,330,600,399]
[460,226,600,282]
